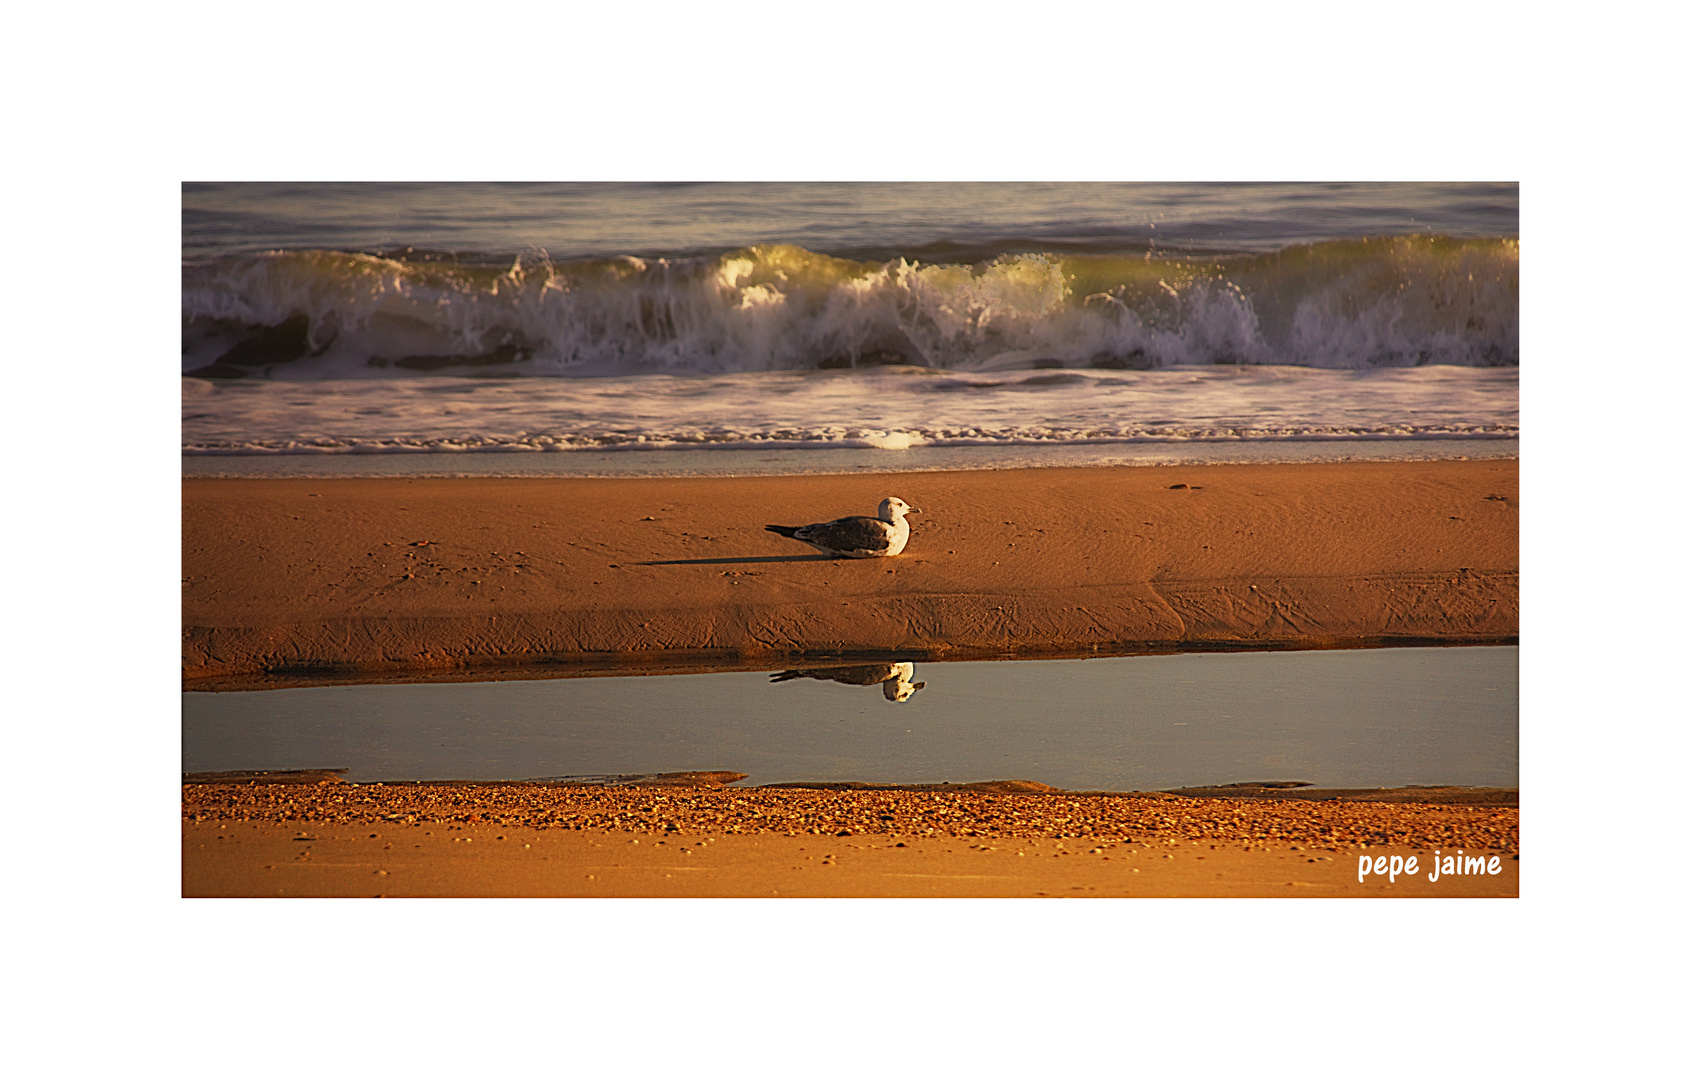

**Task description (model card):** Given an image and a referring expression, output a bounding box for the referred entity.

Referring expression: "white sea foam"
[181,365,1517,455]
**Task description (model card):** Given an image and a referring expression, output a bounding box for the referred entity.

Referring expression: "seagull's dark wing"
[770,664,899,686]
[795,515,890,551]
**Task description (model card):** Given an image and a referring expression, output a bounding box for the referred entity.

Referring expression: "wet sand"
[182,780,1518,898]
[183,459,1517,686]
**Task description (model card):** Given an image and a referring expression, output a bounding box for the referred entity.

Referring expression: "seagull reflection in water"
[769,662,927,701]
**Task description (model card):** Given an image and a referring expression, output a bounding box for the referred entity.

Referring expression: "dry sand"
[183,459,1517,686]
[182,780,1518,898]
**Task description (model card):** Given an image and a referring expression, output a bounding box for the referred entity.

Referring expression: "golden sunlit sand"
[182,779,1518,898]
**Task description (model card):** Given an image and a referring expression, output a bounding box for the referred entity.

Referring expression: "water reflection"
[770,662,927,701]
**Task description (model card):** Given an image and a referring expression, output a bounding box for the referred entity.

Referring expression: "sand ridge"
[182,459,1517,685]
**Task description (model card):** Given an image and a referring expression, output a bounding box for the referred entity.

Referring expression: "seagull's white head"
[877,497,917,523]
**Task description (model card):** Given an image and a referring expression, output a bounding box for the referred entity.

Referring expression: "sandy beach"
[184,458,1517,897]
[183,459,1517,686]
[182,778,1517,898]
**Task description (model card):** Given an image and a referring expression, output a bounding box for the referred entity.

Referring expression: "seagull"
[765,497,918,558]
[770,662,927,701]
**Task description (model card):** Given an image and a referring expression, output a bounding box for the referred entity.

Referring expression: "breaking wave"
[182,236,1518,378]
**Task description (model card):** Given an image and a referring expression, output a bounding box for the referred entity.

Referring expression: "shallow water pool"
[182,646,1516,791]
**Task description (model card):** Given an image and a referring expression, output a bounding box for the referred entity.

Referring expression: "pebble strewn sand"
[182,783,1518,855]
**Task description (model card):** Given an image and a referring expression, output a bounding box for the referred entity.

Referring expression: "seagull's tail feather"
[765,525,801,539]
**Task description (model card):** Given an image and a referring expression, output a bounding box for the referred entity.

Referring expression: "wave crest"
[182,236,1518,377]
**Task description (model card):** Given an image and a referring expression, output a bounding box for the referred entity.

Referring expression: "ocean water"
[182,183,1517,474]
